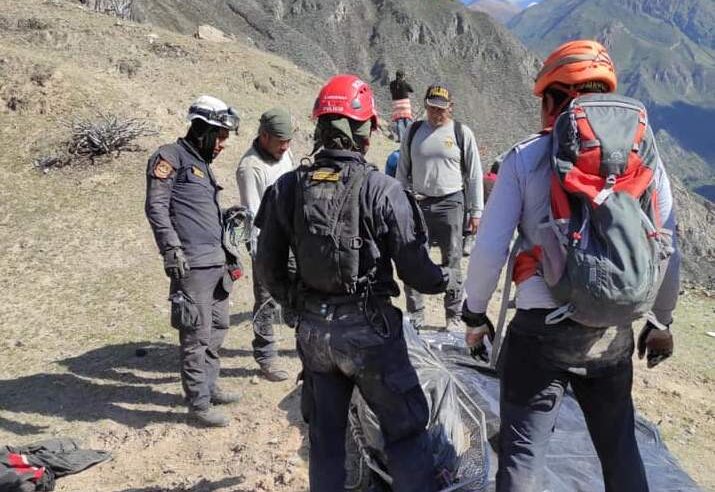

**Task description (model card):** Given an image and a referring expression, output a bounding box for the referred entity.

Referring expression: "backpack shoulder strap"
[454,120,466,175]
[404,120,424,183]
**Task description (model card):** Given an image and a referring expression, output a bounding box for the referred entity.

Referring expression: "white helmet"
[187,95,240,132]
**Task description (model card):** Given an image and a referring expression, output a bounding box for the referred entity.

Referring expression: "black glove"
[222,205,244,222]
[637,320,674,369]
[462,300,495,362]
[163,247,189,280]
[280,286,300,329]
[282,306,300,329]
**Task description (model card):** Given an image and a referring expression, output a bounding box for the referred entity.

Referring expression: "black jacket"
[145,139,226,267]
[389,79,414,101]
[254,149,447,305]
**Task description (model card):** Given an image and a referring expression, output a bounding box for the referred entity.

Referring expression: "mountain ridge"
[129,0,542,163]
[508,0,715,187]
[467,0,521,23]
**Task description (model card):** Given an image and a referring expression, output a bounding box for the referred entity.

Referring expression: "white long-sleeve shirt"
[236,140,295,217]
[464,132,680,326]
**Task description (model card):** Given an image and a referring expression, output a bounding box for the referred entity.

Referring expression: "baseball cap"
[424,84,452,109]
[259,107,293,139]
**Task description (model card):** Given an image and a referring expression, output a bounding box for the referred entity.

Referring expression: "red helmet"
[313,74,378,130]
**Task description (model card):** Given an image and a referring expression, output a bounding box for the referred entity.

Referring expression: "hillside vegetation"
[0,1,713,491]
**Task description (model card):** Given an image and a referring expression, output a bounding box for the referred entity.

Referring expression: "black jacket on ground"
[254,149,447,306]
[145,139,226,268]
[1,438,110,492]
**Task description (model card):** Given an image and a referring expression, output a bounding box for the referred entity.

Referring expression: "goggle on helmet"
[189,105,241,133]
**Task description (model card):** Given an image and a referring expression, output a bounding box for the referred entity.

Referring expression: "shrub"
[66,113,156,160]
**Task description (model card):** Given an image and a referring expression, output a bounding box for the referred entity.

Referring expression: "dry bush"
[117,58,141,78]
[34,114,155,172]
[149,42,189,58]
[30,64,54,86]
[16,17,50,30]
[66,113,156,160]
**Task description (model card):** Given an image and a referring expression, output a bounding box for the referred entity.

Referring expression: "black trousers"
[496,309,648,492]
[404,192,464,321]
[170,266,230,411]
[296,303,438,492]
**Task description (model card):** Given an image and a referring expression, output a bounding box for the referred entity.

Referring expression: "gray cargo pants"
[251,258,278,364]
[170,265,230,411]
[404,191,464,323]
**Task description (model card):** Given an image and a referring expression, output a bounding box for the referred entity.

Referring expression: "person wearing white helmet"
[145,95,241,428]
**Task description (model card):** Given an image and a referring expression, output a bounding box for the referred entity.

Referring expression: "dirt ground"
[0,1,713,491]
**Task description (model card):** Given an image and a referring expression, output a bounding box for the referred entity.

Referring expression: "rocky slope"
[129,0,542,162]
[124,0,714,284]
[0,3,712,491]
[508,0,715,193]
[467,0,521,24]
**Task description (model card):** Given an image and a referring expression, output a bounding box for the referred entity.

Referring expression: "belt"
[302,296,391,320]
[414,190,463,202]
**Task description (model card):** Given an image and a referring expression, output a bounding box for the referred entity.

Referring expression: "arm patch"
[153,159,174,179]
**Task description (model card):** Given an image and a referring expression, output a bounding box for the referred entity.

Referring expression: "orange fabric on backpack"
[513,246,543,285]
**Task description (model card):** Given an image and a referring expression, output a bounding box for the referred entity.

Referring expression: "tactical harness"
[293,158,391,334]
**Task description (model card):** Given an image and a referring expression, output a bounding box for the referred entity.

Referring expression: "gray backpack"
[540,94,674,327]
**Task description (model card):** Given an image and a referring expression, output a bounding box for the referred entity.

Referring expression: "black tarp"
[349,324,701,491]
[423,331,702,492]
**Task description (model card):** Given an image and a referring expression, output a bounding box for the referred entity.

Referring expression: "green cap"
[259,107,293,139]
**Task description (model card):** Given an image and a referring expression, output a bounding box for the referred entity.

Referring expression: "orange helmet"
[533,40,617,97]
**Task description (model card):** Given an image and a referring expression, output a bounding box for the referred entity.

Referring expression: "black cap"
[424,84,452,109]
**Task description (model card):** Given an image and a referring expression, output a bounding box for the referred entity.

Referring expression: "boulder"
[194,24,229,43]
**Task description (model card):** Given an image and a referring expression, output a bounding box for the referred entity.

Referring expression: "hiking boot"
[444,316,464,333]
[210,386,241,405]
[188,407,230,428]
[259,361,290,382]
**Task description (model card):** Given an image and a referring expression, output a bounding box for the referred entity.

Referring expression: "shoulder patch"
[312,170,341,182]
[153,160,174,179]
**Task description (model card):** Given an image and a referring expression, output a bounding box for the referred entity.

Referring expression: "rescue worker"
[389,70,414,142]
[255,74,454,492]
[396,83,483,331]
[236,108,296,382]
[145,95,241,428]
[462,40,681,491]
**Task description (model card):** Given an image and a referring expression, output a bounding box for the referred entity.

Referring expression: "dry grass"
[0,0,711,490]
